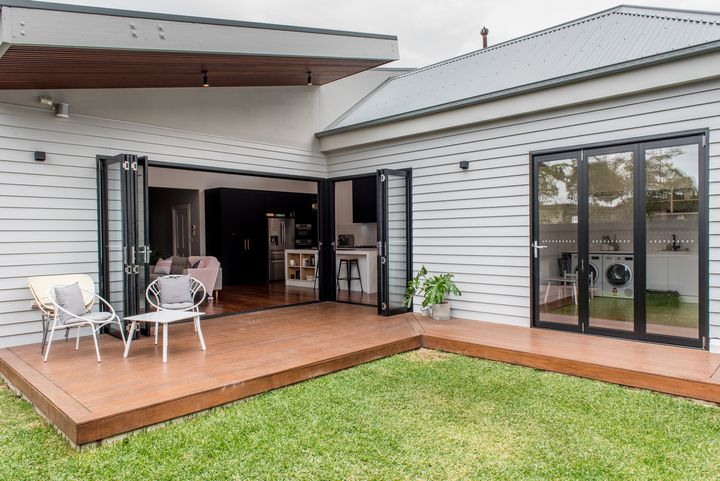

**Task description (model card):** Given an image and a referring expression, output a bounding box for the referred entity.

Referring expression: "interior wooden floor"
[335,288,378,306]
[201,282,319,316]
[2,304,720,446]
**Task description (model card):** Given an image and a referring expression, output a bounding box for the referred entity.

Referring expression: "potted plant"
[404,266,462,320]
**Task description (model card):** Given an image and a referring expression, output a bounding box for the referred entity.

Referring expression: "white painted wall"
[325,78,720,350]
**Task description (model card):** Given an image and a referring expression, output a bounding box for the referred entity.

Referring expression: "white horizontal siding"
[327,79,720,346]
[0,103,326,348]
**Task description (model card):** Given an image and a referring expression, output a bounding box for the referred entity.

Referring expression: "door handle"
[532,241,547,258]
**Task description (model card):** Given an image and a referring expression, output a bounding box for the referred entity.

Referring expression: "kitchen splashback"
[337,223,377,247]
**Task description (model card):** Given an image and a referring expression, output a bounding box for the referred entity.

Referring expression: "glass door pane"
[378,169,411,316]
[535,155,580,328]
[644,143,700,339]
[586,149,635,332]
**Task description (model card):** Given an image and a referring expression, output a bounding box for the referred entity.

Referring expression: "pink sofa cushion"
[155,258,172,275]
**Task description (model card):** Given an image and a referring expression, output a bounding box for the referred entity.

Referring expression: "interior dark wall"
[149,187,201,259]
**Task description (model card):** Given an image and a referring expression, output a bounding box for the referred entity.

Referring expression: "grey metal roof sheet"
[322,5,720,134]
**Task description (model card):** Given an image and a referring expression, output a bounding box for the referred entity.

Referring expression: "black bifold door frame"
[531,131,708,349]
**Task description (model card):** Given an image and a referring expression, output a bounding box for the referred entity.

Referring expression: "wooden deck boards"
[2,303,720,445]
[0,303,421,445]
[419,316,720,402]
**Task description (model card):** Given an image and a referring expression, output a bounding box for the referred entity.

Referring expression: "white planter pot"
[431,302,450,320]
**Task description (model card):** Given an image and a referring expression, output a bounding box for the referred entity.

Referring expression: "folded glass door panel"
[377,169,412,316]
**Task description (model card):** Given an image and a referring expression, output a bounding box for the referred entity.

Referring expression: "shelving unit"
[285,249,318,287]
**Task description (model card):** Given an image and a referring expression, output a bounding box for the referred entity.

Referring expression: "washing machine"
[602,254,634,299]
[570,253,603,294]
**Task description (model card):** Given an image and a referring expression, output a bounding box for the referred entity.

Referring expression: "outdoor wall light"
[34,151,46,162]
[54,103,70,118]
[202,70,209,87]
[459,160,470,170]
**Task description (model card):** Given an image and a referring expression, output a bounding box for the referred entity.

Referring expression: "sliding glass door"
[532,134,707,348]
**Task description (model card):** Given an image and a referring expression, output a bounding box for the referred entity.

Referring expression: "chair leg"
[40,314,48,354]
[75,327,80,350]
[195,317,206,351]
[355,261,364,293]
[64,327,70,342]
[336,261,342,290]
[91,328,101,363]
[118,320,127,348]
[154,321,159,345]
[43,322,57,362]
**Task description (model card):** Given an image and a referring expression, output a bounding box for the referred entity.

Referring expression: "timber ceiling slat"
[0,46,386,89]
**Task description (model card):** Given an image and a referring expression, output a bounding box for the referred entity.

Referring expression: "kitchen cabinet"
[205,188,317,285]
[668,255,698,300]
[352,177,377,223]
[645,253,698,301]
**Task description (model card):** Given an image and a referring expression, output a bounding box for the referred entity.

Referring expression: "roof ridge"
[388,4,719,83]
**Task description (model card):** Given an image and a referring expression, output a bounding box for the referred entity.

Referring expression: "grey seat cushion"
[84,312,114,323]
[157,276,193,304]
[160,302,195,310]
[53,283,86,322]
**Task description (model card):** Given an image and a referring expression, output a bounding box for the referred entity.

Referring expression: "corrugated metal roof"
[322,5,720,134]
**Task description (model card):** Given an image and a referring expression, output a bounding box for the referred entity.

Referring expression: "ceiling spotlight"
[307,71,312,86]
[202,70,209,87]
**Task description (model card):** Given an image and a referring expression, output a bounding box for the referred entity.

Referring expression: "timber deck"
[1,302,719,445]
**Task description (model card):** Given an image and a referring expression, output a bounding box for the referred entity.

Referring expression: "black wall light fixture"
[459,160,470,170]
[34,151,46,162]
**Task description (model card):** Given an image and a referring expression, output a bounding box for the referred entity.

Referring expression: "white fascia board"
[1,6,399,61]
[318,50,720,152]
[0,6,10,57]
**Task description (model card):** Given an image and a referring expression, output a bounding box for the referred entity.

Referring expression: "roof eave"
[316,39,720,139]
[0,0,397,40]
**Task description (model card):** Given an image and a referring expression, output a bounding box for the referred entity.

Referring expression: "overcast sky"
[47,0,720,67]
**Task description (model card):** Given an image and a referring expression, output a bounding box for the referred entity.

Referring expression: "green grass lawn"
[2,350,719,481]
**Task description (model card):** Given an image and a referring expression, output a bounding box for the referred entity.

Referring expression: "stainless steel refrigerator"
[268,217,295,281]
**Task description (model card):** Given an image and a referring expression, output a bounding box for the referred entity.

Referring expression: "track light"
[202,70,209,87]
[307,71,312,86]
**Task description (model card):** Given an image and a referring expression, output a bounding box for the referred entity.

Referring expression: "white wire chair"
[28,274,96,354]
[45,285,126,363]
[146,275,206,349]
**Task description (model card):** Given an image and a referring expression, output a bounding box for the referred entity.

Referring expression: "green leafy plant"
[404,265,462,309]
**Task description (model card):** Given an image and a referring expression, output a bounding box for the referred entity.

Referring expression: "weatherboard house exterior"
[1,2,720,351]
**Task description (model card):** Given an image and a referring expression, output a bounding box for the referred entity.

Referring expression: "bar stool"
[337,257,363,292]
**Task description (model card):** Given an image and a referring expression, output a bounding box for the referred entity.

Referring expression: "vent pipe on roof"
[481,26,489,48]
